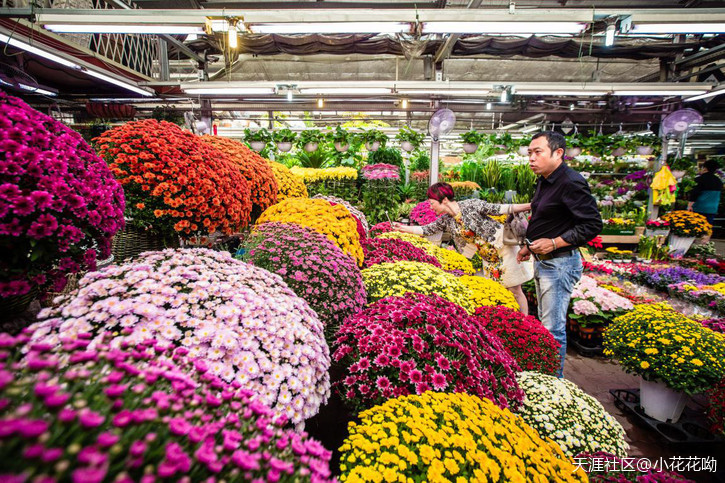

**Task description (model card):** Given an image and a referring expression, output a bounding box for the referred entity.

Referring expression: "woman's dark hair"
[704,159,720,173]
[427,182,455,202]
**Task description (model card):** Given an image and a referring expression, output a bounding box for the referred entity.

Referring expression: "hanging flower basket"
[462,143,478,154]
[401,140,415,152]
[566,147,582,157]
[276,141,292,152]
[518,146,530,157]
[249,141,266,152]
[334,141,349,152]
[304,142,319,152]
[611,147,626,157]
[668,234,696,256]
[636,146,654,156]
[365,141,381,152]
[640,378,689,423]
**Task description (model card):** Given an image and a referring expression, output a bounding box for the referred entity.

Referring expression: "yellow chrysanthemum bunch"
[290,167,358,183]
[257,198,363,266]
[459,275,518,310]
[661,210,713,238]
[604,303,725,394]
[267,161,308,201]
[704,282,725,296]
[378,232,474,274]
[436,248,476,275]
[362,261,475,313]
[339,392,587,483]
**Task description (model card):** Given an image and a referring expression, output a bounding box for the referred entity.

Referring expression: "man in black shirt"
[518,131,602,377]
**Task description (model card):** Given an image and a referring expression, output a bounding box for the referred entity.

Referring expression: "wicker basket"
[0,288,38,318]
[112,224,177,261]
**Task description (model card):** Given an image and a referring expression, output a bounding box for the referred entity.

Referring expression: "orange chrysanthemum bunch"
[200,136,278,218]
[95,120,252,240]
[256,198,364,266]
[267,161,308,201]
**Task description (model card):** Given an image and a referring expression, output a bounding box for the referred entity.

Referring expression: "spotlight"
[317,98,324,108]
[401,98,409,109]
[486,102,492,110]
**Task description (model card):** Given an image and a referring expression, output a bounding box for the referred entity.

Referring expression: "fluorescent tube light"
[301,87,392,95]
[605,25,616,46]
[423,22,586,34]
[631,23,725,34]
[685,89,725,102]
[612,89,708,96]
[521,125,540,133]
[516,90,608,96]
[17,83,58,96]
[248,22,410,34]
[44,24,204,34]
[396,89,490,96]
[0,33,152,96]
[228,28,238,49]
[486,102,492,110]
[184,87,276,95]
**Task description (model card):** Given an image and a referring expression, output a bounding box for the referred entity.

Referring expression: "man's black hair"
[531,131,567,154]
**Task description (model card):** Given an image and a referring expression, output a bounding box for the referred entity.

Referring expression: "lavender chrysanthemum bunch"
[0,91,125,297]
[0,330,335,482]
[642,266,725,290]
[244,222,367,335]
[30,248,330,423]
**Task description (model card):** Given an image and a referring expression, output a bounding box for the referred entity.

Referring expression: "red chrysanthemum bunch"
[199,136,277,219]
[95,120,252,240]
[332,292,523,412]
[361,237,441,269]
[369,221,394,238]
[410,200,441,226]
[473,306,561,375]
[707,378,725,436]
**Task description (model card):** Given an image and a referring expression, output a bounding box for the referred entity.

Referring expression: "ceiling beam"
[433,0,483,64]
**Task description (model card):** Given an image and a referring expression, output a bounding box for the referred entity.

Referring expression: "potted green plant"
[515,137,530,157]
[565,135,582,158]
[610,135,630,157]
[298,129,324,152]
[396,126,425,152]
[273,128,297,152]
[635,134,659,156]
[327,126,352,152]
[460,130,482,154]
[360,129,388,152]
[244,128,272,152]
[491,133,513,155]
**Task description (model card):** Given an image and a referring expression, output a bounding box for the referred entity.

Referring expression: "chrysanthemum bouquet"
[474,306,560,374]
[0,92,125,298]
[95,119,252,239]
[361,163,400,180]
[257,198,363,266]
[267,161,308,201]
[290,167,357,183]
[200,136,277,219]
[312,194,369,234]
[409,200,440,225]
[604,303,725,393]
[339,392,587,483]
[0,330,334,481]
[243,222,366,334]
[30,248,330,423]
[515,372,629,457]
[361,237,441,269]
[332,292,523,411]
[661,210,712,238]
[569,275,634,327]
[460,275,518,309]
[361,261,475,312]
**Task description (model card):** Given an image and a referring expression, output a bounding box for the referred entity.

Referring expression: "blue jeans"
[534,250,583,377]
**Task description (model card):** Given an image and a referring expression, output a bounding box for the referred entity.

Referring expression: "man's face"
[528,136,563,176]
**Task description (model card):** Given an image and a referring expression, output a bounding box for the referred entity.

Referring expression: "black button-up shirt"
[526,162,602,253]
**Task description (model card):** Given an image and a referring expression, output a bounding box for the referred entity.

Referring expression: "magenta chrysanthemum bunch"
[409,200,441,225]
[0,330,334,482]
[332,292,523,412]
[30,248,330,423]
[0,91,125,297]
[361,237,441,269]
[244,222,366,333]
[369,222,394,238]
[361,163,399,180]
